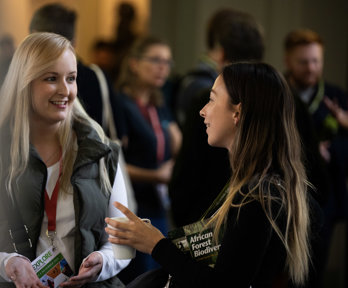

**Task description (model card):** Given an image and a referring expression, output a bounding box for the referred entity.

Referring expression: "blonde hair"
[0,32,112,198]
[210,62,310,285]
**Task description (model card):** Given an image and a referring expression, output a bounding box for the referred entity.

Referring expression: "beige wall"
[1,0,347,90]
[0,0,32,46]
[0,0,150,63]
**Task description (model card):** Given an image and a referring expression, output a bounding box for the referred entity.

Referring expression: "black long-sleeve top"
[152,188,288,288]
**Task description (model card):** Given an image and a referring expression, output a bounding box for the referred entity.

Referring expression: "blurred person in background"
[0,34,15,87]
[91,40,117,80]
[169,8,264,228]
[284,28,348,287]
[113,35,182,284]
[111,2,141,85]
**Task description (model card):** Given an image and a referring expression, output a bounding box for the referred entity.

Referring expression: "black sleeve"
[152,199,279,287]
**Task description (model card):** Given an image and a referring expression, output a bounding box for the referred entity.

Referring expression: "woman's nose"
[199,108,205,118]
[58,80,69,96]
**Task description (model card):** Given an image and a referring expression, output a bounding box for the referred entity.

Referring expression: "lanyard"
[44,159,62,243]
[136,101,165,163]
[200,182,230,220]
[147,106,165,163]
[308,79,325,114]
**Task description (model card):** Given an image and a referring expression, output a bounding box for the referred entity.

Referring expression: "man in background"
[284,28,348,288]
[169,8,264,227]
[174,8,264,128]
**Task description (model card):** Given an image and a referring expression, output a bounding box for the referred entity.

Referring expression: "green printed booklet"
[168,219,222,267]
[168,183,229,267]
[31,247,73,287]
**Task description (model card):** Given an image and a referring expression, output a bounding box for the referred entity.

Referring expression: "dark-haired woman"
[107,62,315,287]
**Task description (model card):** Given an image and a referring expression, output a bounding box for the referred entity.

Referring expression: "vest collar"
[72,120,111,171]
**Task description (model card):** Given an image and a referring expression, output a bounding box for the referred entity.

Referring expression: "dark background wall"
[150,0,348,91]
[150,1,347,286]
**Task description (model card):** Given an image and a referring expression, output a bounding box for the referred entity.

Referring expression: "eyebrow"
[44,71,77,75]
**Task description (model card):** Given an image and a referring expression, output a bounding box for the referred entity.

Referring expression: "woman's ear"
[233,103,241,125]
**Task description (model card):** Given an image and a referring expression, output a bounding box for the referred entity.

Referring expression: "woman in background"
[107,62,315,287]
[113,36,181,282]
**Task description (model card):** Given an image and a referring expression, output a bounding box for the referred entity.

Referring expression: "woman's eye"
[45,77,56,82]
[67,76,76,82]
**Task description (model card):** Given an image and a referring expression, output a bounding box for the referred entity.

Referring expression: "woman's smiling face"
[200,75,240,150]
[30,48,77,127]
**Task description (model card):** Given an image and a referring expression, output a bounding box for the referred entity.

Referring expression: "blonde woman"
[0,33,129,287]
[106,62,316,287]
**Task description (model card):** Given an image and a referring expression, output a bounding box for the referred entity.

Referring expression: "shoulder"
[108,140,121,157]
[232,179,286,219]
[182,69,216,90]
[104,140,120,183]
[114,91,135,107]
[73,119,118,156]
[324,82,348,105]
[324,81,347,95]
[74,120,120,182]
[77,61,100,84]
[237,177,283,202]
[180,62,217,90]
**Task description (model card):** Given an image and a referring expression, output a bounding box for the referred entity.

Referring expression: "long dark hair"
[212,62,310,285]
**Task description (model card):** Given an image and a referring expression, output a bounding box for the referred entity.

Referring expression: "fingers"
[113,202,139,221]
[324,96,340,116]
[105,226,129,240]
[83,252,102,266]
[6,256,45,288]
[107,233,130,245]
[11,279,45,288]
[60,278,84,287]
[60,265,100,287]
[69,272,92,281]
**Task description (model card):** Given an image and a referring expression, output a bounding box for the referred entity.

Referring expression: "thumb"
[83,252,100,267]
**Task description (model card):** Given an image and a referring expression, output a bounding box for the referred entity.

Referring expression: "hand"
[324,96,348,129]
[60,252,102,287]
[5,256,47,288]
[105,202,165,254]
[156,159,174,183]
[319,140,331,163]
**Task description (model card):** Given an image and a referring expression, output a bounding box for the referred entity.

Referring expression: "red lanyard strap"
[136,101,166,163]
[44,160,62,232]
[147,106,165,163]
